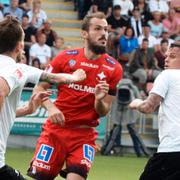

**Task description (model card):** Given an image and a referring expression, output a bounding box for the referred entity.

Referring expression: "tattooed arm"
[40,69,86,84]
[129,93,163,113]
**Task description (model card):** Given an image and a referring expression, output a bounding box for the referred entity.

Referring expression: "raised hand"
[95,81,109,100]
[71,69,86,82]
[27,91,52,114]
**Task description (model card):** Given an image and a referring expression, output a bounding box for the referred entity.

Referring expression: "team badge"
[69,59,76,67]
[105,58,116,65]
[83,144,95,162]
[36,144,54,163]
[97,72,106,80]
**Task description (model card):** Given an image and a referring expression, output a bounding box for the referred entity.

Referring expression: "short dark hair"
[82,12,106,31]
[160,39,168,45]
[0,16,23,54]
[142,38,149,42]
[113,5,121,10]
[22,14,29,19]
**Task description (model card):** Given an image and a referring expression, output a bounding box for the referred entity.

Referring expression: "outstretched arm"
[16,91,52,117]
[129,93,163,113]
[40,69,86,84]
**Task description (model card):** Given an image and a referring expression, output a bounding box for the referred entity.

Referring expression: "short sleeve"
[0,66,23,95]
[150,71,169,99]
[17,64,43,84]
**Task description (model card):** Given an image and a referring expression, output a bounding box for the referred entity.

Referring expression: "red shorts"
[27,122,98,180]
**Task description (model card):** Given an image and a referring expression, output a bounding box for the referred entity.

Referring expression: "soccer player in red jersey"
[27,12,123,180]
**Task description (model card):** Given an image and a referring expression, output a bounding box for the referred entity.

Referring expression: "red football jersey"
[46,48,123,127]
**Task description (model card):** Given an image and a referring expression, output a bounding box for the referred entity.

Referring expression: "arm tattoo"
[40,72,56,83]
[138,93,163,113]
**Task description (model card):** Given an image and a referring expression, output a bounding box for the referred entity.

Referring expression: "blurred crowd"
[0,0,179,92]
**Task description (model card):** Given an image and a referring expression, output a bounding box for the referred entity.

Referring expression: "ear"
[81,30,88,39]
[16,41,23,53]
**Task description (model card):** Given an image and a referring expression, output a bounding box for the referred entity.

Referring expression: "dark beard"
[88,39,106,55]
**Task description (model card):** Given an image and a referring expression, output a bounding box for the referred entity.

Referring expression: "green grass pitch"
[6,148,148,180]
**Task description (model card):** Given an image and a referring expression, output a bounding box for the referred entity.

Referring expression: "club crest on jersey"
[105,58,115,65]
[69,59,76,67]
[36,144,54,163]
[66,50,79,55]
[83,144,95,162]
[13,69,23,79]
[97,72,106,80]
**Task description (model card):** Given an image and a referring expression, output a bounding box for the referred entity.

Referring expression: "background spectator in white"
[37,20,57,47]
[51,37,65,59]
[162,8,180,39]
[138,24,158,50]
[129,7,143,38]
[29,32,51,69]
[147,11,164,38]
[113,0,134,19]
[3,0,23,21]
[149,0,169,16]
[27,0,47,29]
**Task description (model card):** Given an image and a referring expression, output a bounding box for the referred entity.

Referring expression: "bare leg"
[67,172,85,180]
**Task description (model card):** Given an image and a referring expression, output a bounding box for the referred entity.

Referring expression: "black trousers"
[140,152,180,180]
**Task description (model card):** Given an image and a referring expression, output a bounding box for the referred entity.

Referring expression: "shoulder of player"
[103,54,122,69]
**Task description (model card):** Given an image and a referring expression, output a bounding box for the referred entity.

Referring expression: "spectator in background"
[129,7,143,38]
[138,24,158,50]
[107,5,129,33]
[19,0,31,12]
[0,9,3,19]
[77,0,92,20]
[133,0,151,24]
[162,8,180,39]
[3,0,23,21]
[129,38,161,91]
[27,0,47,29]
[157,30,174,48]
[32,57,41,69]
[155,39,168,70]
[91,0,113,18]
[169,0,180,12]
[113,0,134,20]
[149,0,169,16]
[118,26,139,62]
[38,20,57,47]
[148,11,164,38]
[29,32,51,69]
[0,0,10,7]
[51,37,65,59]
[21,14,37,64]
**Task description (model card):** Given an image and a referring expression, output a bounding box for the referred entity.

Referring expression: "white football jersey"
[0,55,43,168]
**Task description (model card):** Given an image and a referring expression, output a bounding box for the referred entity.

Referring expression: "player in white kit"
[0,16,86,180]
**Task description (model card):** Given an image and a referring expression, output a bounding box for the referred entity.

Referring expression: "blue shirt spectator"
[3,0,23,21]
[119,27,139,55]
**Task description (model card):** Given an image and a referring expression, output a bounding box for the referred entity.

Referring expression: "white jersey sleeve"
[150,70,169,99]
[17,64,43,84]
[0,66,23,95]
